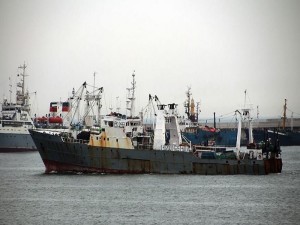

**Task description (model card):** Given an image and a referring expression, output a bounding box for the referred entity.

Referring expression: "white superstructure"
[0,63,36,152]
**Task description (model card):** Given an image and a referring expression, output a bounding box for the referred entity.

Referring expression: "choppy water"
[0,147,299,225]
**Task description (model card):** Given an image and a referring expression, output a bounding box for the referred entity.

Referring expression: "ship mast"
[93,71,103,125]
[17,63,28,106]
[196,101,200,123]
[291,112,293,131]
[9,77,12,104]
[242,90,253,144]
[126,71,136,118]
[235,110,242,160]
[83,76,103,127]
[282,99,287,130]
[96,87,103,125]
[116,96,120,113]
[184,87,191,119]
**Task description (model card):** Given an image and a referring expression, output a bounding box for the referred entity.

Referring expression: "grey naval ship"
[30,73,282,175]
[0,63,36,152]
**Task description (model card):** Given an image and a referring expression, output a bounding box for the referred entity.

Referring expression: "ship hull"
[248,129,300,146]
[183,129,239,147]
[0,132,36,152]
[184,127,300,147]
[30,130,282,175]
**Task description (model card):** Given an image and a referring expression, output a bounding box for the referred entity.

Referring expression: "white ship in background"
[0,63,36,152]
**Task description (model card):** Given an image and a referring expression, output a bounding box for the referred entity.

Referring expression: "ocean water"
[0,147,299,225]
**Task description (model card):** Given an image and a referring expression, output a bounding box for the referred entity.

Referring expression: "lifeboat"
[34,116,48,123]
[202,125,217,132]
[48,116,63,124]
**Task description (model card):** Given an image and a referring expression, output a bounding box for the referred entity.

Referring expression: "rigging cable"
[287,107,300,117]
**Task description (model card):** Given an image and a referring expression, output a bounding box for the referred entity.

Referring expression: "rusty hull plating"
[30,130,282,175]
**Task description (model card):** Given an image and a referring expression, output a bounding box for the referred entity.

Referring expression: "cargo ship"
[248,99,300,146]
[30,74,282,175]
[0,63,36,152]
[180,87,242,147]
[181,90,300,146]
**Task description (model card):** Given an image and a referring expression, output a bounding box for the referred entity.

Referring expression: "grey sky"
[0,0,299,119]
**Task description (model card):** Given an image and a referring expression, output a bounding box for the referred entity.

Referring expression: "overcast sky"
[0,0,299,120]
